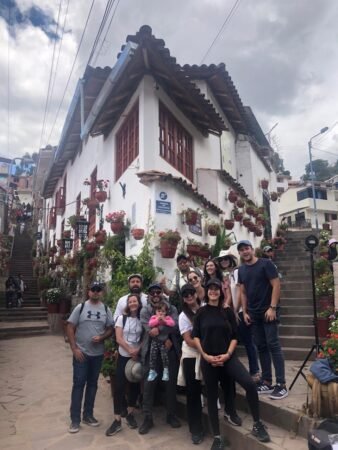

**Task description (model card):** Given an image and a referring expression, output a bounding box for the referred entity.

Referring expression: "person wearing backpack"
[66,281,114,434]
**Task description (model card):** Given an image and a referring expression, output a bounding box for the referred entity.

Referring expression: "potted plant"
[246,204,256,216]
[224,219,235,230]
[131,228,145,240]
[236,198,245,208]
[207,222,220,236]
[85,241,99,256]
[105,211,126,234]
[199,243,211,258]
[46,288,62,313]
[316,272,334,309]
[95,179,109,202]
[101,340,117,397]
[318,318,338,366]
[242,217,252,228]
[228,190,238,203]
[67,215,78,229]
[270,192,278,202]
[260,179,269,189]
[233,209,243,222]
[254,227,263,237]
[159,230,181,258]
[316,308,333,338]
[187,238,202,256]
[94,229,107,245]
[183,208,199,226]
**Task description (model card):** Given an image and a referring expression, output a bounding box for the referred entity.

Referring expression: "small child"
[147,301,175,382]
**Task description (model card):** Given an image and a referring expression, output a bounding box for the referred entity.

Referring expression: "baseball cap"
[181,284,196,296]
[263,245,273,252]
[205,278,222,289]
[328,239,338,246]
[237,240,252,251]
[148,283,162,293]
[89,281,103,291]
[127,273,143,283]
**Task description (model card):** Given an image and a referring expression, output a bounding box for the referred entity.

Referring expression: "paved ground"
[0,335,213,450]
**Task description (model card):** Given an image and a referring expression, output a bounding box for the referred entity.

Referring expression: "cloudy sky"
[0,0,337,178]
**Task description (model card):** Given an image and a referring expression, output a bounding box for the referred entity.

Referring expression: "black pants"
[201,355,259,436]
[149,339,169,370]
[182,358,203,435]
[114,355,140,415]
[142,348,179,417]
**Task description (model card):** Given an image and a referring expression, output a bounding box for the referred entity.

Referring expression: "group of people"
[5,274,25,308]
[66,239,287,450]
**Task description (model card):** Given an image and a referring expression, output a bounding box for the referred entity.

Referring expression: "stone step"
[281,305,313,315]
[281,289,313,296]
[0,315,48,322]
[279,324,315,336]
[279,335,315,348]
[237,344,315,361]
[280,299,312,307]
[0,321,49,339]
[280,315,313,325]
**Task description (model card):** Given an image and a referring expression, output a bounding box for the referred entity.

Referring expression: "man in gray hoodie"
[138,283,181,435]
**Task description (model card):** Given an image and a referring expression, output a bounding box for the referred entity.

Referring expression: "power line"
[46,0,96,146]
[92,0,121,66]
[200,0,241,64]
[312,146,338,158]
[39,0,63,150]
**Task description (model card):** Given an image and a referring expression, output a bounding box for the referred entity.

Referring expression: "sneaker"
[82,416,100,427]
[126,413,138,429]
[252,421,270,443]
[68,422,80,433]
[147,369,158,381]
[162,367,169,381]
[191,431,204,445]
[224,412,242,426]
[105,419,122,436]
[166,414,181,428]
[139,415,154,435]
[269,384,288,400]
[211,436,225,449]
[256,382,274,394]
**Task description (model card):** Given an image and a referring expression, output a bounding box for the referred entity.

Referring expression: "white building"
[41,25,280,274]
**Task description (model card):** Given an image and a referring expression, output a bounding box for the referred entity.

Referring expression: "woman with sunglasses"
[106,294,143,437]
[187,269,205,303]
[178,284,204,445]
[203,259,232,308]
[193,278,270,449]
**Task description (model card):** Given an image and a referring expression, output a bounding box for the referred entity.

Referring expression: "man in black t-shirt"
[237,240,288,400]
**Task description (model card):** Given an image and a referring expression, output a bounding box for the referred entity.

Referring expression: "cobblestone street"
[0,335,212,450]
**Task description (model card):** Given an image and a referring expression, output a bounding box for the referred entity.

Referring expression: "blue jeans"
[238,312,260,376]
[250,311,285,385]
[70,354,103,423]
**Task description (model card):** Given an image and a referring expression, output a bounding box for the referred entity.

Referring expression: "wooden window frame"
[159,102,193,181]
[115,102,139,180]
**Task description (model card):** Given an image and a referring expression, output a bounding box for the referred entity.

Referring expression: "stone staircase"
[0,230,49,339]
[275,230,316,360]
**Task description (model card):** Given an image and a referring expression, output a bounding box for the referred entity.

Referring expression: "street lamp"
[308,126,329,231]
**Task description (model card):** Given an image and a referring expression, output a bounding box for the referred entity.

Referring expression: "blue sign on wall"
[156,200,171,214]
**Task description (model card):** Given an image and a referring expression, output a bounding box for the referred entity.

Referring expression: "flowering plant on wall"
[96,179,110,191]
[105,211,126,223]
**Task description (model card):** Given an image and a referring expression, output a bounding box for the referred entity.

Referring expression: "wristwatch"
[269,305,277,310]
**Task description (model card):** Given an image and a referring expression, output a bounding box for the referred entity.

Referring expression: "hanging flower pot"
[236,198,245,208]
[270,192,278,202]
[85,242,99,256]
[224,219,235,230]
[228,191,238,203]
[62,230,71,239]
[248,224,256,232]
[95,191,107,203]
[131,228,145,240]
[187,244,201,256]
[258,207,265,214]
[260,179,269,190]
[243,218,252,228]
[184,208,198,226]
[160,240,178,258]
[207,224,220,236]
[95,230,107,245]
[252,208,259,218]
[255,228,263,237]
[110,221,124,234]
[246,205,255,215]
[234,213,243,222]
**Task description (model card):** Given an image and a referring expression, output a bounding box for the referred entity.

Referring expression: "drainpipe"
[81,41,138,140]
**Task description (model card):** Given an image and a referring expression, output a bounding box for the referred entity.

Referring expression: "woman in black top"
[193,278,270,449]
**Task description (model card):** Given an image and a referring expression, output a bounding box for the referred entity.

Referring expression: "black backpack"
[308,419,338,450]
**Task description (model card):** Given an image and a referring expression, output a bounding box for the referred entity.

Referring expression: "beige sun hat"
[125,359,143,383]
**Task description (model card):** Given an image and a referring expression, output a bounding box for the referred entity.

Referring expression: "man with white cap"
[237,240,288,400]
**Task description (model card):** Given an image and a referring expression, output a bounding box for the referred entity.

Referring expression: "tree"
[303,159,337,181]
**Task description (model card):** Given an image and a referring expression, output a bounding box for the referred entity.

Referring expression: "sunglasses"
[188,276,199,281]
[149,290,162,295]
[90,287,102,293]
[183,291,195,298]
